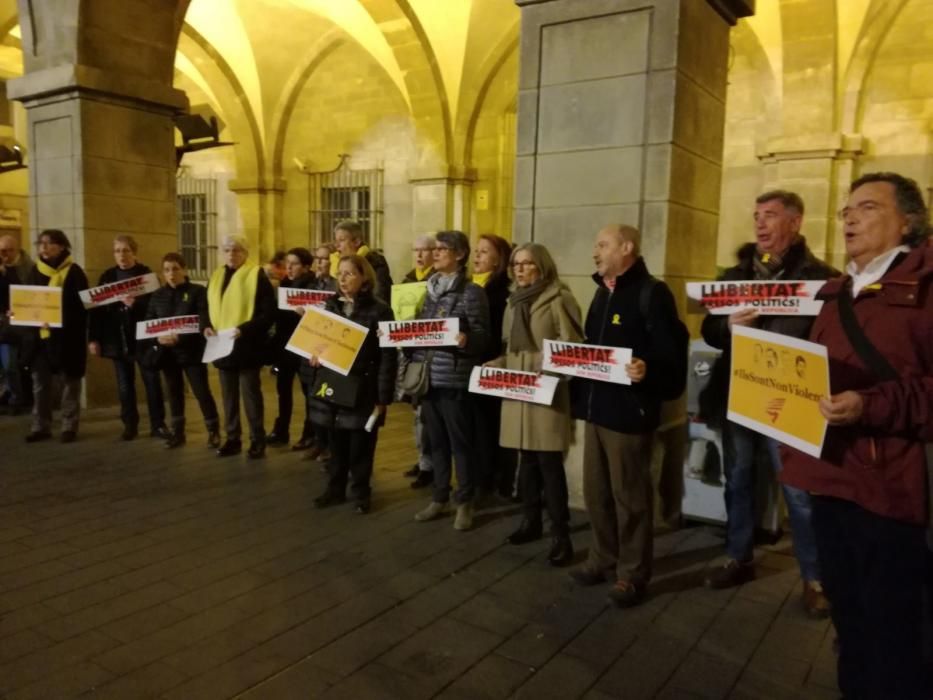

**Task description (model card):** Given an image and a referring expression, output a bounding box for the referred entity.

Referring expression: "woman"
[309,254,396,514]
[142,253,220,449]
[410,230,490,531]
[297,244,338,457]
[20,229,89,443]
[203,234,276,459]
[88,235,167,440]
[471,233,515,500]
[267,247,316,447]
[490,242,583,566]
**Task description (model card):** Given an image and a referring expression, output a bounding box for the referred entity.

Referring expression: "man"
[701,191,836,617]
[0,234,34,414]
[203,234,277,459]
[88,235,168,440]
[330,220,392,302]
[0,233,34,282]
[570,224,688,607]
[781,173,932,699]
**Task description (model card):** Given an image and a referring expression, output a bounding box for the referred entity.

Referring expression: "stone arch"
[358,0,452,168]
[177,23,264,184]
[268,31,345,183]
[839,0,911,133]
[461,32,519,168]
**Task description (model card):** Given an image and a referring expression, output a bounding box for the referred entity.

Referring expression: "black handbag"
[309,367,362,409]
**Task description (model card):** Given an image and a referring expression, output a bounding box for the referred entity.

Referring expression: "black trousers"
[422,387,475,504]
[162,362,219,434]
[113,358,165,431]
[812,496,929,700]
[218,367,264,442]
[519,450,570,537]
[328,428,377,502]
[472,394,517,495]
[274,363,311,439]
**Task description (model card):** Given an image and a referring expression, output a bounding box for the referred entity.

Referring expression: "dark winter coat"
[141,279,209,367]
[201,266,277,370]
[781,246,933,525]
[20,256,89,378]
[571,257,688,435]
[699,237,838,427]
[305,292,398,431]
[478,272,511,362]
[0,264,21,344]
[270,272,315,370]
[87,264,156,360]
[409,272,490,389]
[366,250,393,303]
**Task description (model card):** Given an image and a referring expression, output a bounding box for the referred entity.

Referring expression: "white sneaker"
[414,501,448,522]
[453,502,474,531]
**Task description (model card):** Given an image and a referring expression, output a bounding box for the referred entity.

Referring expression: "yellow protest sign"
[285,305,369,376]
[391,282,428,321]
[9,285,63,328]
[727,325,829,458]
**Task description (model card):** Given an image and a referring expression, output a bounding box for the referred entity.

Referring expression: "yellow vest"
[330,245,370,277]
[208,263,259,331]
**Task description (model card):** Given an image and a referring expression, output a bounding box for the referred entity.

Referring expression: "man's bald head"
[593,224,641,280]
[0,234,18,265]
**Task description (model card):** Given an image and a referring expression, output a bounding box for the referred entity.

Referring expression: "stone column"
[9,66,187,406]
[513,0,752,504]
[229,178,287,263]
[758,133,865,270]
[408,165,477,233]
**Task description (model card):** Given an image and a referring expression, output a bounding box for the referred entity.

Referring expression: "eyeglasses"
[837,201,882,220]
[511,261,537,269]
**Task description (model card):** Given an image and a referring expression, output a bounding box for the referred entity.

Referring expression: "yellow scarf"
[36,256,73,339]
[415,265,433,282]
[208,263,259,331]
[472,271,491,288]
[330,245,370,277]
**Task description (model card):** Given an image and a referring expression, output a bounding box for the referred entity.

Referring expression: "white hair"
[221,234,249,252]
[413,234,436,249]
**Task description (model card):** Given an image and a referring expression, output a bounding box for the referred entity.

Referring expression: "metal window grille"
[176,174,217,280]
[307,154,383,248]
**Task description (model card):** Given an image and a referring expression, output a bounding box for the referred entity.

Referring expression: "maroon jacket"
[780,245,933,525]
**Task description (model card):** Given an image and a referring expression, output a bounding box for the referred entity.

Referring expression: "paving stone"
[513,652,603,699]
[88,661,189,699]
[437,653,534,700]
[321,662,433,700]
[235,657,340,699]
[663,650,743,698]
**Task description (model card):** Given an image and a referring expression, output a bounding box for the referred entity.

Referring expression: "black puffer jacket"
[571,258,688,434]
[699,237,838,426]
[87,264,155,359]
[305,292,397,431]
[270,272,315,370]
[141,279,209,367]
[20,255,89,378]
[409,272,490,389]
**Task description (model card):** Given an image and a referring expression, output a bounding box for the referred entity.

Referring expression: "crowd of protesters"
[0,172,930,698]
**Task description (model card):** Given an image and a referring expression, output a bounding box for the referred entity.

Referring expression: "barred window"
[307,155,383,248]
[176,175,217,280]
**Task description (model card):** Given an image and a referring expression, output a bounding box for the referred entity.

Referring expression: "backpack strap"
[835,280,898,382]
[639,276,659,333]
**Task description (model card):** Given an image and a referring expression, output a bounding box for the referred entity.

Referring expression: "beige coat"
[491,281,583,452]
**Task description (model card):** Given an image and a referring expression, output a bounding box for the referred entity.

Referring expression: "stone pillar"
[9,67,187,406]
[758,134,865,270]
[408,165,477,233]
[229,178,287,264]
[513,0,752,505]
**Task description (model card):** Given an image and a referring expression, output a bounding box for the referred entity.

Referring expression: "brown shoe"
[802,580,831,619]
[607,579,646,608]
[302,446,326,461]
[704,559,754,589]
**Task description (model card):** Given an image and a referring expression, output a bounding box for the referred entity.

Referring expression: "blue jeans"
[723,422,820,581]
[0,343,23,405]
[113,358,166,431]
